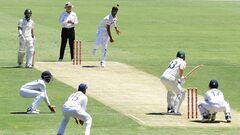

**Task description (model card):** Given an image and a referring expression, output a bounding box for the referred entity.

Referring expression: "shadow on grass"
[0,66,21,68]
[10,111,54,114]
[146,112,182,116]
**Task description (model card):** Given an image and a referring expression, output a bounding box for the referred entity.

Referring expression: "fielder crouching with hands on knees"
[198,80,232,123]
[19,71,56,114]
[57,83,92,135]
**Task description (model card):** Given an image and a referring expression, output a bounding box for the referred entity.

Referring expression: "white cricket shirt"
[59,11,78,28]
[18,18,34,38]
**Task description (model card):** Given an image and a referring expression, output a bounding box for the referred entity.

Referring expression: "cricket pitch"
[35,61,240,127]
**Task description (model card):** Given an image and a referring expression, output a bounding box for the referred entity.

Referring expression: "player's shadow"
[190,120,227,123]
[10,111,54,114]
[0,66,21,69]
[82,65,99,68]
[146,112,182,116]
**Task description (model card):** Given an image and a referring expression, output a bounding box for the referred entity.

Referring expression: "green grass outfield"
[0,0,240,134]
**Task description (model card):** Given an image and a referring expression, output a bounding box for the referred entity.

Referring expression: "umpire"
[58,2,78,61]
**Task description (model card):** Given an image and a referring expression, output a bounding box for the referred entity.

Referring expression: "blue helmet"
[78,83,88,92]
[209,80,218,89]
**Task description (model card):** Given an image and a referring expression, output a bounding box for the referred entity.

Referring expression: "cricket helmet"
[41,71,52,83]
[24,9,32,20]
[176,50,185,60]
[78,83,88,92]
[209,80,218,89]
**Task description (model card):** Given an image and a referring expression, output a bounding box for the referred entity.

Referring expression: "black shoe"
[210,112,217,122]
[225,115,231,123]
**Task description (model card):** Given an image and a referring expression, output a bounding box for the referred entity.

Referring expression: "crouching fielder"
[19,71,56,114]
[198,80,232,123]
[57,83,92,135]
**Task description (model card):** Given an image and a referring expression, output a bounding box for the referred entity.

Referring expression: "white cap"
[65,2,73,8]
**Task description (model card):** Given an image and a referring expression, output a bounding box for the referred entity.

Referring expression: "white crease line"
[127,114,146,125]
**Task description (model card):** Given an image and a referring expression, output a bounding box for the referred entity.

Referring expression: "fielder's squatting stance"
[198,80,232,123]
[92,5,121,67]
[19,71,56,114]
[57,83,92,135]
[17,9,36,68]
[160,51,187,115]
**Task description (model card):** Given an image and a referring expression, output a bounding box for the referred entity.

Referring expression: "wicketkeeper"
[57,83,92,135]
[17,9,35,68]
[19,71,56,114]
[198,80,232,123]
[160,51,187,115]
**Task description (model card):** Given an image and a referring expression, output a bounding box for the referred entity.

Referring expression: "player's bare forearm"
[115,27,120,35]
[107,25,114,42]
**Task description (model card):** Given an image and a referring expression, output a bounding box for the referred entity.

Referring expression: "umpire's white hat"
[65,2,73,8]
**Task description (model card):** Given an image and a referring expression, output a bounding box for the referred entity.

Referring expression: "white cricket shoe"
[27,107,39,114]
[100,61,106,67]
[225,114,232,123]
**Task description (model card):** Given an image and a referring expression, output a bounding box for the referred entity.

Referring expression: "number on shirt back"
[168,61,178,69]
[211,91,220,97]
[70,93,81,101]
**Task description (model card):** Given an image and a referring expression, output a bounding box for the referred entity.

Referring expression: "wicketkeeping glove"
[48,105,56,113]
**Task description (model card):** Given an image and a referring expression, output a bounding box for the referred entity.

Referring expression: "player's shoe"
[210,112,217,122]
[27,107,39,114]
[225,113,232,123]
[17,64,23,68]
[167,107,175,113]
[100,61,106,67]
[174,112,183,115]
[58,59,63,62]
[201,113,210,123]
[25,65,32,68]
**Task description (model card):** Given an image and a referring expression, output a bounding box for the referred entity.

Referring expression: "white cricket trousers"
[57,107,92,135]
[18,36,34,67]
[93,28,109,63]
[160,76,186,112]
[198,100,231,115]
[19,88,45,110]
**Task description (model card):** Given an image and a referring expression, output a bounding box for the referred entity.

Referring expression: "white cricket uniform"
[59,11,78,28]
[199,88,231,115]
[93,13,117,64]
[17,18,34,67]
[57,91,92,135]
[19,79,51,110]
[160,57,187,112]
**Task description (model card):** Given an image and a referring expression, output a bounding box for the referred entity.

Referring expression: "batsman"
[160,51,187,115]
[17,9,36,68]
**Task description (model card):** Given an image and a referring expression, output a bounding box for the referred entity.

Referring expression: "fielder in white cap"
[58,2,78,61]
